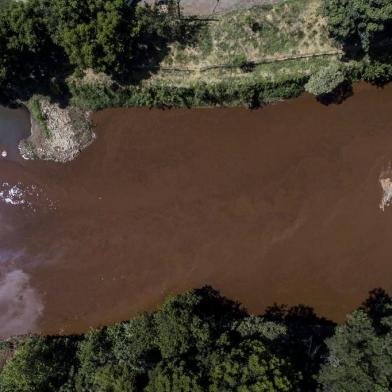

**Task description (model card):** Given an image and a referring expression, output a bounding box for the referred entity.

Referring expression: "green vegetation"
[2,287,392,391]
[0,0,391,109]
[29,97,50,139]
[305,62,345,96]
[318,289,392,391]
[322,0,392,55]
[322,0,392,85]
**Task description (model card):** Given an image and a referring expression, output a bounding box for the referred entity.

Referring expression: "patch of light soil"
[0,182,57,211]
[379,173,392,211]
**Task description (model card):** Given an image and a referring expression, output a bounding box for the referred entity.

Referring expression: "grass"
[29,97,51,139]
[69,0,344,110]
[160,0,336,70]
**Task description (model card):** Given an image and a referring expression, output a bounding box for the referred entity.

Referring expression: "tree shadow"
[112,8,205,85]
[263,304,336,391]
[194,286,248,323]
[317,80,353,106]
[0,1,205,108]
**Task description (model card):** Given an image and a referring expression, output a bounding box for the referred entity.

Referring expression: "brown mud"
[1,82,392,336]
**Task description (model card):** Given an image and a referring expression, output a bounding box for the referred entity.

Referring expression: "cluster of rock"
[380,176,392,211]
[19,99,95,163]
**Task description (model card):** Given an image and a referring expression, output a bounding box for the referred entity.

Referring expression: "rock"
[19,98,95,163]
[379,176,392,211]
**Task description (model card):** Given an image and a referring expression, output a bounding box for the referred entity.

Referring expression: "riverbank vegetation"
[1,287,392,391]
[0,0,391,111]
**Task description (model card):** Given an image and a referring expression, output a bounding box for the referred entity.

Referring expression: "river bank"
[3,0,386,163]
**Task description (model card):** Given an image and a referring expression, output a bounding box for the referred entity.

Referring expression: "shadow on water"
[317,81,354,106]
[0,106,31,161]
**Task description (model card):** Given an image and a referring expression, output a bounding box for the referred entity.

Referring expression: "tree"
[323,0,392,55]
[0,337,78,392]
[0,0,68,100]
[305,63,346,97]
[208,339,301,392]
[145,360,203,392]
[318,306,392,391]
[47,0,142,76]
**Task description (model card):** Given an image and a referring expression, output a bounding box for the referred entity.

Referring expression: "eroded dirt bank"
[1,83,392,336]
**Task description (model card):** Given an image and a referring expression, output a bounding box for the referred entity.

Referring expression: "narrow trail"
[132,50,343,73]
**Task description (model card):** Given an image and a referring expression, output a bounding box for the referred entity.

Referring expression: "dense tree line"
[0,0,188,102]
[1,287,392,391]
[322,0,392,84]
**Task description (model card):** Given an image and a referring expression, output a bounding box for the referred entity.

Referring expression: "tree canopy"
[1,287,392,391]
[318,289,392,391]
[323,0,392,56]
[0,0,185,101]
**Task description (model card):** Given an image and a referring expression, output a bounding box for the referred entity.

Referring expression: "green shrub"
[305,63,346,97]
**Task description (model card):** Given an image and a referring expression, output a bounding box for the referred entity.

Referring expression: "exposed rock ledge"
[19,98,95,163]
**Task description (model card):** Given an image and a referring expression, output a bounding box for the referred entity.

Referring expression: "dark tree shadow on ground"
[0,1,206,107]
[114,6,205,85]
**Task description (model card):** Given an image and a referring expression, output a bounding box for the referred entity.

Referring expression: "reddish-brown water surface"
[1,83,392,336]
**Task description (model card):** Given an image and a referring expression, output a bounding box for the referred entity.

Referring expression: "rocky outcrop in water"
[380,176,392,211]
[19,98,95,163]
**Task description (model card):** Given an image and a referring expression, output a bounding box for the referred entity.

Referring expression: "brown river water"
[1,83,392,336]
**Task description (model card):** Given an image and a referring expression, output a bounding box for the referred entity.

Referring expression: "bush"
[305,63,346,97]
[359,61,392,85]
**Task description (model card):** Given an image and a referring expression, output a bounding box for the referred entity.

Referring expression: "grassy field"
[70,0,344,109]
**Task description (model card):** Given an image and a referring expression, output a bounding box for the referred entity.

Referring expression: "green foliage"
[358,61,392,85]
[0,0,12,10]
[323,0,392,54]
[0,288,303,392]
[318,309,392,391]
[145,360,203,392]
[0,337,78,392]
[208,339,300,392]
[0,0,186,102]
[3,288,392,392]
[305,62,346,96]
[68,76,307,111]
[47,0,139,74]
[29,97,50,138]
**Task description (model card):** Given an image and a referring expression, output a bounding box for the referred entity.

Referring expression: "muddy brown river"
[1,83,392,336]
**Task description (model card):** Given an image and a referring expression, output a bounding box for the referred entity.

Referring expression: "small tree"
[318,306,392,391]
[305,63,346,97]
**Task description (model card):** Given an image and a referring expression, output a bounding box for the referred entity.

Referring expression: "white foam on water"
[0,181,57,211]
[0,270,43,337]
